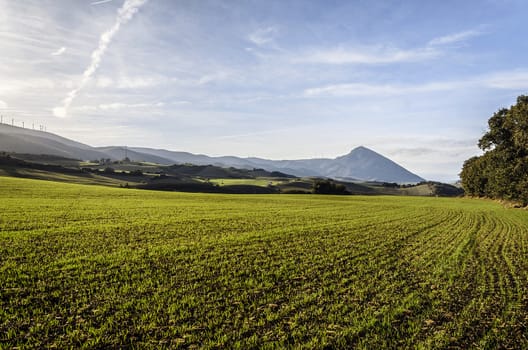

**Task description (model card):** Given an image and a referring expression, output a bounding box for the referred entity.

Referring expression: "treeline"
[460,95,528,205]
[312,179,350,195]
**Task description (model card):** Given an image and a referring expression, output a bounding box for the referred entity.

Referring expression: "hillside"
[0,124,171,164]
[96,146,174,165]
[0,124,108,161]
[0,123,424,183]
[129,146,425,183]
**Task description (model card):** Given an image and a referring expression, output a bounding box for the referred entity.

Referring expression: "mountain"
[119,146,425,183]
[328,146,424,183]
[0,124,425,183]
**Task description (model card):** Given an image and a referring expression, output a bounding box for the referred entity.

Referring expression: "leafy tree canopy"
[461,95,528,205]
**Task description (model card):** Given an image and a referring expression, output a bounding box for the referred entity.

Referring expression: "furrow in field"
[420,208,528,349]
[2,178,528,349]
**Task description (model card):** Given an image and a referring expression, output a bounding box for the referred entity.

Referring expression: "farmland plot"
[0,177,527,349]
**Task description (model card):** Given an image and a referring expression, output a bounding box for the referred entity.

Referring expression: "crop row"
[1,177,527,348]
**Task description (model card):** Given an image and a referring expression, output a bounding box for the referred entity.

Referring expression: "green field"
[208,178,286,187]
[1,177,527,349]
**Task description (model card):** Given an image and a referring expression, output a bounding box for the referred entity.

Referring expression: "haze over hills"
[0,123,424,183]
[0,123,109,161]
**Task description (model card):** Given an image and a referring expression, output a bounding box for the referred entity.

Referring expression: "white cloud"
[197,71,231,85]
[248,26,279,47]
[297,29,483,66]
[91,0,114,5]
[96,75,174,89]
[298,45,439,65]
[96,76,114,88]
[304,83,391,97]
[53,0,148,118]
[304,81,466,97]
[304,69,528,98]
[75,101,164,112]
[116,76,164,89]
[428,29,483,46]
[52,107,67,118]
[99,102,164,110]
[0,78,56,94]
[371,136,482,182]
[51,47,66,56]
[483,70,528,89]
[0,100,8,109]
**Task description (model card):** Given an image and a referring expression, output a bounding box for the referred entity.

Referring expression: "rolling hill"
[0,123,108,161]
[0,123,424,183]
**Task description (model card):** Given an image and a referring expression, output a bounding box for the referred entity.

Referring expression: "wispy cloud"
[99,76,167,89]
[0,78,57,95]
[304,69,528,98]
[216,126,298,141]
[297,45,439,65]
[197,71,232,85]
[297,29,483,66]
[94,75,199,89]
[304,81,466,97]
[51,47,66,56]
[428,29,483,46]
[99,102,164,110]
[248,26,279,47]
[53,0,148,118]
[91,0,114,5]
[75,101,164,112]
[483,69,528,89]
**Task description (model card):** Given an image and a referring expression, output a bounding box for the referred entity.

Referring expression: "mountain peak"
[335,146,424,183]
[341,146,379,159]
[0,126,425,183]
[350,145,373,153]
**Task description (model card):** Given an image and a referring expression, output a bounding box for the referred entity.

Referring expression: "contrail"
[53,0,148,118]
[51,47,67,56]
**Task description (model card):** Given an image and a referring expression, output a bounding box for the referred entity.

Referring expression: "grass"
[1,176,527,349]
[209,178,286,187]
[0,167,136,187]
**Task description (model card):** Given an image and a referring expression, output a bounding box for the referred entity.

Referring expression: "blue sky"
[1,0,528,181]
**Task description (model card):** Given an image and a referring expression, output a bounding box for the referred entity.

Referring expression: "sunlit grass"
[209,178,286,187]
[1,176,527,348]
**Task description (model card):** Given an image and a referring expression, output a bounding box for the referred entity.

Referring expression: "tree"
[460,156,487,196]
[460,95,528,205]
[129,169,143,176]
[312,179,349,195]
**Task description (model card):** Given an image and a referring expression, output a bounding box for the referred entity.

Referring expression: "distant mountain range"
[0,123,425,183]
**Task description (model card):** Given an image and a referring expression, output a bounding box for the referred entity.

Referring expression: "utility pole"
[22,122,24,128]
[12,118,14,126]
